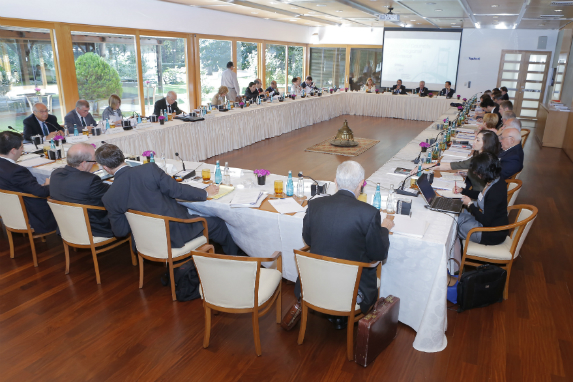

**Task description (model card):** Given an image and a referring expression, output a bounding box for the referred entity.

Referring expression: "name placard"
[66,135,89,143]
[105,127,125,135]
[135,123,153,129]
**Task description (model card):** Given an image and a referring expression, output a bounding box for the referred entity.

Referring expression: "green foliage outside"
[75,52,122,100]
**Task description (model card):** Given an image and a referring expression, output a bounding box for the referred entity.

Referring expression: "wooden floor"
[1,115,572,382]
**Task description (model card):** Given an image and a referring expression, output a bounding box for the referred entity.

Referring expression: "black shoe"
[327,316,348,330]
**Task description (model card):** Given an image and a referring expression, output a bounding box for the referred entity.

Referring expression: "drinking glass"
[274,180,284,196]
[202,169,211,183]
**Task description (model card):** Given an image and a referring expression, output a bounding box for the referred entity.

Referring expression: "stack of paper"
[210,185,235,200]
[18,157,54,168]
[183,180,209,189]
[440,173,464,182]
[230,190,266,208]
[431,178,455,190]
[268,198,306,214]
[17,153,42,162]
[381,213,429,239]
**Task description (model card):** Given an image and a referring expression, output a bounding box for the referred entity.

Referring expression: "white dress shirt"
[0,156,16,164]
[221,69,240,92]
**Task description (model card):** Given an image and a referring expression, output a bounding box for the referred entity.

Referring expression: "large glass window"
[199,39,231,104]
[0,26,61,132]
[288,46,304,84]
[140,36,187,115]
[71,31,140,118]
[237,42,258,95]
[349,48,382,91]
[265,44,287,93]
[309,47,346,89]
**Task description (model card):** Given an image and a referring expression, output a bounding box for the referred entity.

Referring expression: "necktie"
[167,104,171,113]
[41,122,49,136]
[81,117,86,127]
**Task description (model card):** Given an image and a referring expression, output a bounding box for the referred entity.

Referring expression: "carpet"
[305,136,380,157]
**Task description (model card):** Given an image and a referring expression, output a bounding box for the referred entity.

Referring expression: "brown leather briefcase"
[354,295,400,367]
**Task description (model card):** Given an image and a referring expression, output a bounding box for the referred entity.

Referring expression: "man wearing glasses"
[64,100,97,134]
[50,143,113,237]
[23,102,63,142]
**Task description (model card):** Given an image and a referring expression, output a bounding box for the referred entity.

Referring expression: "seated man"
[499,100,513,114]
[499,127,524,179]
[266,80,280,96]
[64,100,97,133]
[440,81,455,98]
[254,79,264,94]
[244,82,259,101]
[50,143,113,237]
[0,131,57,234]
[500,86,510,100]
[154,91,183,116]
[392,79,407,94]
[480,97,502,129]
[415,80,429,96]
[301,76,317,91]
[501,111,517,127]
[95,144,241,255]
[23,102,63,141]
[288,161,394,329]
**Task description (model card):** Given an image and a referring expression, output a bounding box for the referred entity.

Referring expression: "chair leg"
[40,236,46,243]
[297,303,308,345]
[252,310,262,356]
[90,247,101,284]
[503,263,513,300]
[63,243,70,274]
[28,233,39,267]
[275,284,282,324]
[169,260,176,301]
[6,230,15,259]
[138,255,144,289]
[203,306,212,348]
[346,314,355,361]
[129,237,137,266]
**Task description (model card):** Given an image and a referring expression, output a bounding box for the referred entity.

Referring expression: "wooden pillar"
[344,47,351,88]
[259,42,266,89]
[53,23,79,115]
[134,31,145,116]
[17,40,31,85]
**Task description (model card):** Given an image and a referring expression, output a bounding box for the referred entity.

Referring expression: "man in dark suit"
[23,102,63,141]
[154,91,183,116]
[0,130,57,234]
[50,143,113,237]
[95,144,240,255]
[244,82,259,101]
[440,81,455,98]
[415,80,429,96]
[291,161,394,329]
[266,80,280,96]
[480,97,503,129]
[301,76,317,91]
[64,99,97,134]
[500,86,510,100]
[499,128,524,179]
[391,79,407,94]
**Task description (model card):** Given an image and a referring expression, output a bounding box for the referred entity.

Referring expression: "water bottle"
[73,124,79,136]
[426,149,432,164]
[105,119,110,130]
[214,160,222,184]
[137,114,142,124]
[417,162,423,177]
[373,183,381,210]
[297,171,304,198]
[223,162,230,185]
[50,139,56,150]
[150,152,155,163]
[386,184,396,214]
[286,170,294,197]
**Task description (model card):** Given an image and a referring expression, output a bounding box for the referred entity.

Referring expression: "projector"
[379,14,400,21]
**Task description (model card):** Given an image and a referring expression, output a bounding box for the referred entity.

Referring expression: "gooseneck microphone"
[395,163,440,197]
[175,152,186,171]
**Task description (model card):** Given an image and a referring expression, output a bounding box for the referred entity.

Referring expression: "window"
[349,48,382,91]
[309,47,346,89]
[140,36,187,115]
[71,31,140,118]
[237,42,258,95]
[265,44,287,93]
[0,26,61,132]
[288,46,304,84]
[199,39,231,104]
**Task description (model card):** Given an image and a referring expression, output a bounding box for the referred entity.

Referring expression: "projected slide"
[381,31,462,91]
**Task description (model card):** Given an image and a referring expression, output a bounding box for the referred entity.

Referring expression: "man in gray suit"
[64,99,97,134]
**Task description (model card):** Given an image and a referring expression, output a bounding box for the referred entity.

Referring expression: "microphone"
[175,152,186,171]
[8,125,18,132]
[395,163,440,197]
[299,173,327,196]
[44,121,63,133]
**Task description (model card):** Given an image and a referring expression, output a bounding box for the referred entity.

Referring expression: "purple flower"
[158,115,165,120]
[363,180,367,187]
[145,80,150,84]
[53,134,64,141]
[458,106,463,110]
[142,150,155,157]
[91,143,97,149]
[254,169,270,177]
[463,98,467,101]
[428,93,433,96]
[375,89,379,93]
[443,118,447,123]
[456,94,460,97]
[419,142,430,148]
[34,87,41,92]
[239,102,245,106]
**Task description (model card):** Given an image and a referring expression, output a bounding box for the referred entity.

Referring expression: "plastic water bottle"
[73,124,79,136]
[150,152,155,163]
[50,139,56,150]
[386,184,395,213]
[223,162,230,185]
[286,170,294,197]
[417,162,423,177]
[105,119,110,130]
[373,183,381,210]
[297,171,304,198]
[214,160,222,184]
[137,114,142,124]
[426,149,432,164]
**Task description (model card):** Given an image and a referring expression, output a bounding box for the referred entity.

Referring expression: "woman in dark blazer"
[457,152,509,245]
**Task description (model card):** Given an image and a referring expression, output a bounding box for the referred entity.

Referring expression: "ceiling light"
[435,9,442,12]
[451,22,456,24]
[336,10,343,12]
[264,17,269,19]
[554,9,563,11]
[475,22,481,28]
[491,4,498,7]
[417,23,421,24]
[411,19,416,21]
[316,4,326,6]
[290,7,298,9]
[290,19,299,21]
[426,2,436,4]
[269,1,276,3]
[251,12,258,14]
[493,16,498,18]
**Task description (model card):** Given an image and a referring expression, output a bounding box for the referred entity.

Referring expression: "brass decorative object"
[331,119,359,147]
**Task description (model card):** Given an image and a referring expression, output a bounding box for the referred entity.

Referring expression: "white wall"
[313,26,384,45]
[456,29,559,99]
[1,0,312,44]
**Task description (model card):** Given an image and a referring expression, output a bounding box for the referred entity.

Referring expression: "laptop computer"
[417,173,464,214]
[93,160,142,181]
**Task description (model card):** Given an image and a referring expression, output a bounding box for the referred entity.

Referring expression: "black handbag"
[456,264,506,312]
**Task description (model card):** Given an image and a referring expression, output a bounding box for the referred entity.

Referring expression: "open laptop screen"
[417,173,437,205]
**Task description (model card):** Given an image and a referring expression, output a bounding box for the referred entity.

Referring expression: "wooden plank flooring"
[1,115,572,382]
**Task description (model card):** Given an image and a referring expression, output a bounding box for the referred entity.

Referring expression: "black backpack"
[161,259,202,302]
[456,264,507,312]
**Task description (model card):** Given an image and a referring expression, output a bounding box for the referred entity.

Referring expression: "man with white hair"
[50,143,114,237]
[153,91,183,116]
[284,161,394,330]
[501,111,517,127]
[499,128,524,179]
[415,80,429,96]
[64,99,97,133]
[23,102,63,141]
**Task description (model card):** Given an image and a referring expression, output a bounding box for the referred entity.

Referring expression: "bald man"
[50,143,113,237]
[23,102,63,141]
[153,91,183,116]
[499,128,524,180]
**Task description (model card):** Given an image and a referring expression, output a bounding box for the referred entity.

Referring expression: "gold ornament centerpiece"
[331,119,359,147]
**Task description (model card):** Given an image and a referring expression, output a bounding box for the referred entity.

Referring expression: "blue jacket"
[499,144,524,179]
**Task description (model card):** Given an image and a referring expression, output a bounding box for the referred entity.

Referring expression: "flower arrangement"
[344,88,348,92]
[419,142,430,148]
[142,150,155,157]
[158,115,165,124]
[34,87,41,95]
[456,94,461,100]
[53,134,65,141]
[463,98,467,101]
[145,80,150,85]
[428,92,434,98]
[375,89,379,94]
[239,101,244,106]
[254,169,270,178]
[457,106,463,110]
[443,118,447,123]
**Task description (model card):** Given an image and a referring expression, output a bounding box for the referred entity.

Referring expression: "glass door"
[497,50,551,120]
[309,47,346,90]
[349,48,382,91]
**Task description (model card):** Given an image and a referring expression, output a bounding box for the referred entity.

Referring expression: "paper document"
[183,180,209,190]
[431,179,455,190]
[18,153,42,162]
[436,190,463,199]
[440,173,464,182]
[18,157,54,168]
[230,190,266,208]
[268,198,306,214]
[381,213,428,239]
[210,185,235,200]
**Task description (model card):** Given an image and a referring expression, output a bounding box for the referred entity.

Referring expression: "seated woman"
[458,152,509,245]
[244,82,259,101]
[290,77,302,95]
[478,113,500,134]
[101,94,122,122]
[211,86,228,106]
[361,78,376,93]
